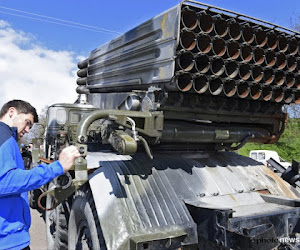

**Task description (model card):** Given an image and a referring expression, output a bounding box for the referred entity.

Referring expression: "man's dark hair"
[0,100,38,122]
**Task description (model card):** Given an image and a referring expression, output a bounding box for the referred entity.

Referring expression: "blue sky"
[0,0,299,111]
[0,0,299,55]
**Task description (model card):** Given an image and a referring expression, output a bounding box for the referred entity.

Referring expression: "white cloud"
[0,20,79,113]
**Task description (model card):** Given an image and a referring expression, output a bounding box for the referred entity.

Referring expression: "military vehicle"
[31,0,300,249]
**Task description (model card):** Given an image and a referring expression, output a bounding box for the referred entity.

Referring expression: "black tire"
[46,183,69,250]
[28,189,42,209]
[68,184,106,250]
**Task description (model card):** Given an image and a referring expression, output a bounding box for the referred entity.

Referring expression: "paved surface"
[29,208,47,250]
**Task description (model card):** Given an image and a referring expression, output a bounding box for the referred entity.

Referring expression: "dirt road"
[29,208,47,250]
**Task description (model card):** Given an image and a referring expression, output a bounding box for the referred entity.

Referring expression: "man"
[0,100,80,250]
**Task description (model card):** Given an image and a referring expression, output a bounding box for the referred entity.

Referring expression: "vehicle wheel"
[46,183,69,250]
[28,189,42,209]
[68,184,106,249]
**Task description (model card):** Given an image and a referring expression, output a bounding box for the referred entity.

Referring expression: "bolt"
[79,147,85,154]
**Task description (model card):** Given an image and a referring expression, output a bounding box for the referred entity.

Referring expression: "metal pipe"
[237,81,250,98]
[138,136,153,160]
[251,65,264,83]
[272,87,284,103]
[212,15,228,37]
[77,68,88,78]
[241,23,255,44]
[250,84,262,100]
[194,53,210,73]
[76,109,140,143]
[294,92,300,104]
[208,76,223,95]
[179,29,197,51]
[287,56,297,72]
[274,70,285,86]
[285,73,295,88]
[193,74,209,94]
[276,52,287,70]
[295,74,300,89]
[238,63,251,80]
[261,85,273,101]
[176,50,195,71]
[77,59,88,69]
[266,31,278,50]
[197,11,214,34]
[264,50,276,67]
[196,34,212,53]
[288,37,299,56]
[226,40,240,60]
[184,0,300,36]
[240,44,253,63]
[278,35,288,53]
[296,59,300,74]
[228,19,242,41]
[161,122,271,144]
[76,86,90,94]
[210,57,225,76]
[181,6,199,31]
[225,60,239,79]
[254,27,267,47]
[223,78,237,97]
[77,77,87,85]
[175,71,193,92]
[283,89,294,104]
[263,68,275,85]
[212,37,226,57]
[253,47,265,65]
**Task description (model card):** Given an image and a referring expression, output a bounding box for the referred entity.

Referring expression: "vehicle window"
[250,152,257,160]
[69,110,101,124]
[258,152,265,160]
[69,110,102,125]
[56,109,67,125]
[70,111,86,123]
[279,157,286,162]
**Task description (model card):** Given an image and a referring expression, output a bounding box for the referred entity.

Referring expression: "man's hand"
[58,146,81,172]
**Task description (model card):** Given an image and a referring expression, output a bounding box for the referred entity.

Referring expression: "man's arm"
[0,144,79,196]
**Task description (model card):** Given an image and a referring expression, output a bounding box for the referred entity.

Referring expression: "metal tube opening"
[262,86,273,101]
[179,30,197,51]
[250,84,262,100]
[223,79,237,97]
[239,63,251,80]
[212,37,226,57]
[209,77,223,95]
[198,11,214,33]
[240,44,253,62]
[176,72,193,92]
[226,40,240,60]
[196,34,212,53]
[265,50,276,67]
[195,54,210,73]
[193,74,209,94]
[263,68,275,85]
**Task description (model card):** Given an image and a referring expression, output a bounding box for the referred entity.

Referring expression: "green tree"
[239,118,300,162]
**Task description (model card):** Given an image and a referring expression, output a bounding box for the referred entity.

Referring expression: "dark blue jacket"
[0,122,64,250]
